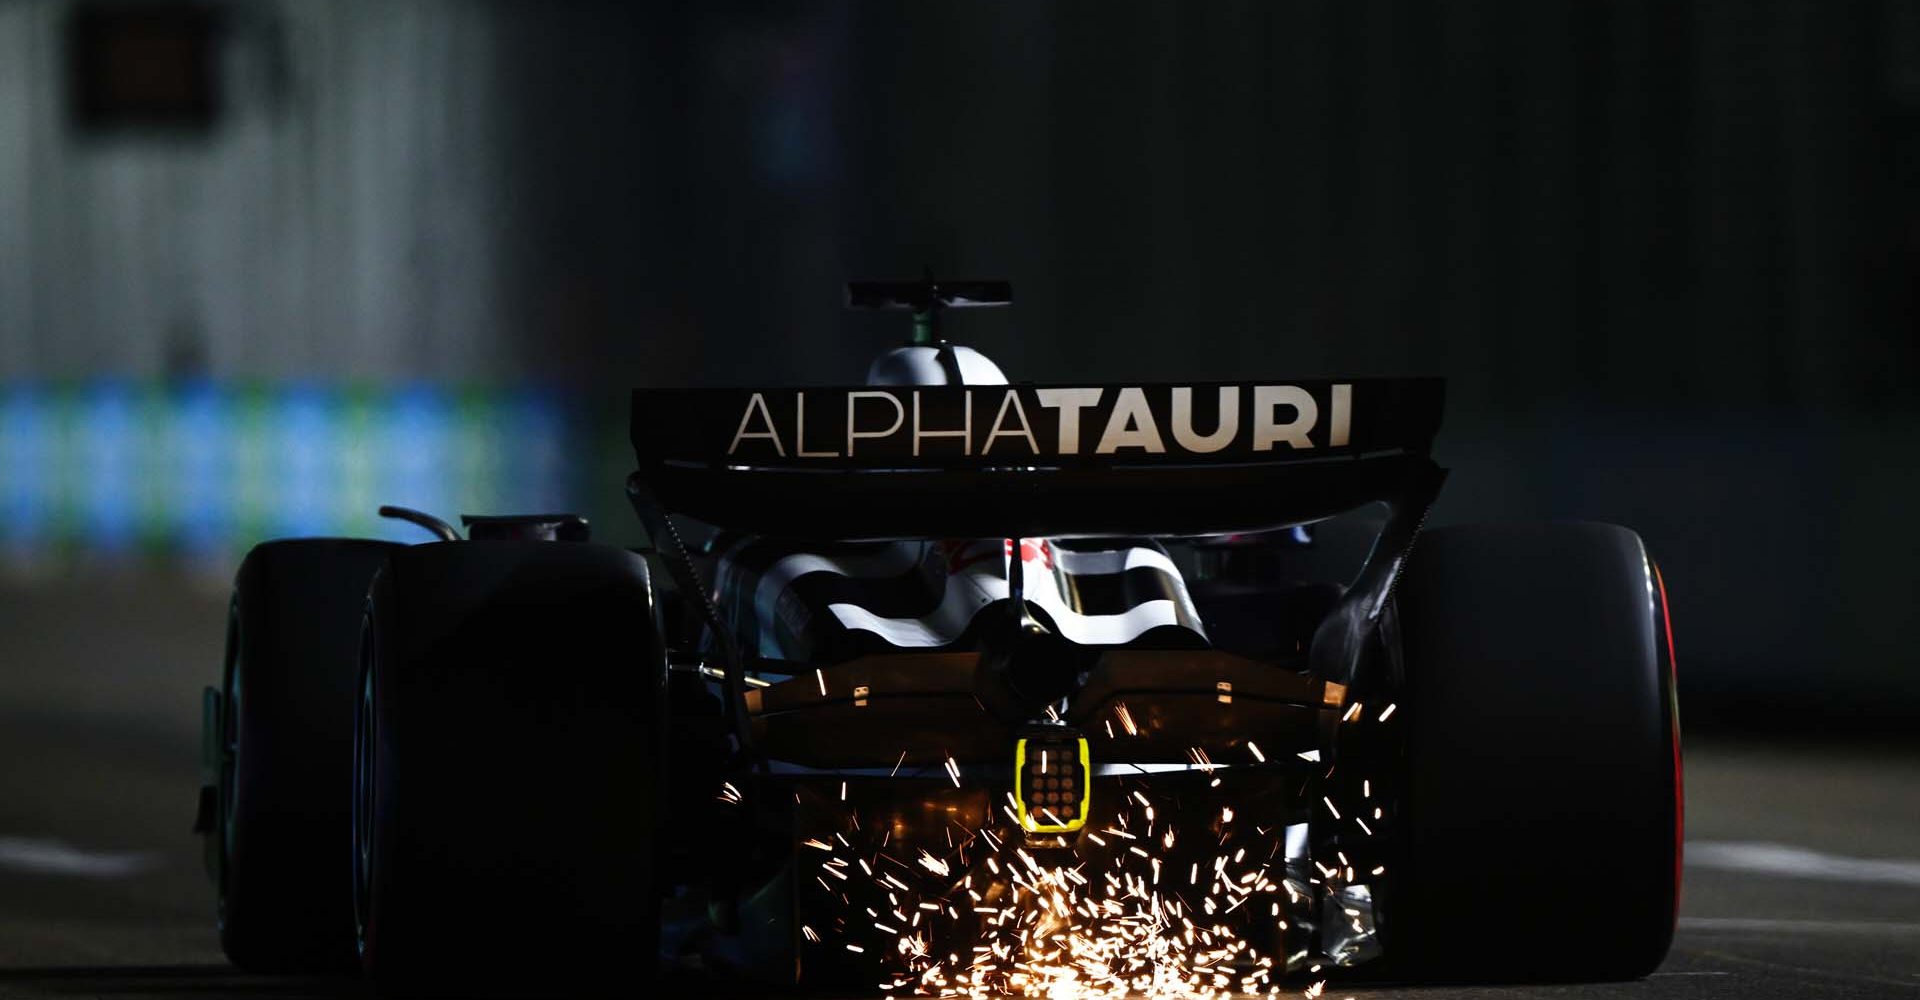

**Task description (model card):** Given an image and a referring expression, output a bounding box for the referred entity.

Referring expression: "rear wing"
[629,378,1443,540]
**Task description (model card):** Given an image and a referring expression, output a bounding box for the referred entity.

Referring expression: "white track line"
[0,837,154,877]
[1680,917,1920,935]
[1688,841,1920,888]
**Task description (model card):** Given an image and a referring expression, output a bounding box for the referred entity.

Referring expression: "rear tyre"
[354,541,665,990]
[218,538,400,973]
[1386,522,1680,981]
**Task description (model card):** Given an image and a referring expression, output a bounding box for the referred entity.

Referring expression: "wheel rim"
[351,613,376,957]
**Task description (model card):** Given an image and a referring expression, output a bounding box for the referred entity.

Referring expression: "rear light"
[1015,730,1090,834]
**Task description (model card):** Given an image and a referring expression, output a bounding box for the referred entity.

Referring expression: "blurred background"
[3,0,1920,985]
[3,0,1918,738]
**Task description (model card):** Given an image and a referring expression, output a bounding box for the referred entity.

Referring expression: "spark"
[803,785,1294,999]
[1322,797,1341,820]
[1247,741,1266,763]
[1340,702,1363,723]
[1114,701,1139,736]
[816,669,828,696]
[1377,703,1397,722]
[917,851,952,877]
[945,756,963,788]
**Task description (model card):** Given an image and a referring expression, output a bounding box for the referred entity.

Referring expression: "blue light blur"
[0,380,585,566]
[0,385,52,560]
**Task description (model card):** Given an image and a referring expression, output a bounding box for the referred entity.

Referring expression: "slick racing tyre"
[1386,522,1681,981]
[354,541,665,990]
[216,538,401,973]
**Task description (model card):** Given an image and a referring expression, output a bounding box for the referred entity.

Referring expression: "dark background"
[668,0,1920,731]
[2,2,1919,995]
[3,2,1917,749]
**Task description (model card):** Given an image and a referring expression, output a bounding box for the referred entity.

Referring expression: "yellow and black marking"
[1015,733,1090,833]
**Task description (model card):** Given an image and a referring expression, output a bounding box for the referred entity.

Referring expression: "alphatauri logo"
[722,384,1353,461]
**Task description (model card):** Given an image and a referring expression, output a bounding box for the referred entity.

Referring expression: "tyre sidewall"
[1385,522,1678,981]
[220,538,399,973]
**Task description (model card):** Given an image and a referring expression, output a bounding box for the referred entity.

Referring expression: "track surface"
[2,572,1917,998]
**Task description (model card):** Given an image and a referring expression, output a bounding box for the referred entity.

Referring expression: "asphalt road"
[2,571,1917,998]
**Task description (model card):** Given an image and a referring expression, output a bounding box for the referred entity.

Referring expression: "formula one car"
[197,277,1681,992]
